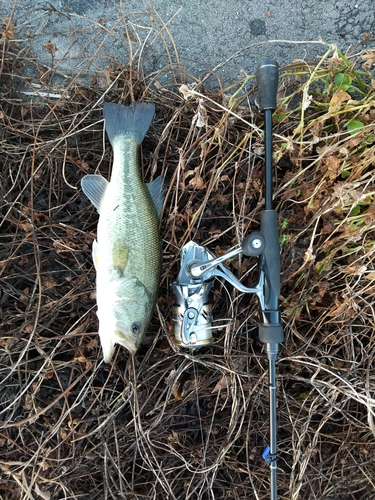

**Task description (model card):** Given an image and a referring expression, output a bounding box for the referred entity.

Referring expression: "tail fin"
[103,102,155,146]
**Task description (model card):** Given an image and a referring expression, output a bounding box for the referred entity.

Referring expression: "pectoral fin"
[93,240,129,276]
[81,174,109,213]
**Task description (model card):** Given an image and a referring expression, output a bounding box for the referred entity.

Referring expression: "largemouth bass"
[81,102,164,363]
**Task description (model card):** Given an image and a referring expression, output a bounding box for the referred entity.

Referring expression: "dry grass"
[1,7,375,500]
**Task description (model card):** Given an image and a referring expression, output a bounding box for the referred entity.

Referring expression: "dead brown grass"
[1,7,375,500]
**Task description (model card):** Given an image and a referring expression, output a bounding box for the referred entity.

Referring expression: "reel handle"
[256,61,279,112]
[242,232,265,257]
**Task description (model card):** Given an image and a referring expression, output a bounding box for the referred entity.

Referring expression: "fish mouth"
[99,327,140,363]
[98,314,144,362]
[114,330,139,355]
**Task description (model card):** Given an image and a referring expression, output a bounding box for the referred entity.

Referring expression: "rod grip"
[256,61,279,111]
[259,210,284,345]
[260,210,280,297]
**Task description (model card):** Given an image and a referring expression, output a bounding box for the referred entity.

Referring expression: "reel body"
[171,237,266,348]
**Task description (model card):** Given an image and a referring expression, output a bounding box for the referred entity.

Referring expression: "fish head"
[96,274,152,362]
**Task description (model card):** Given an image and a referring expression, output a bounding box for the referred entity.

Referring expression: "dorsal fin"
[146,175,166,219]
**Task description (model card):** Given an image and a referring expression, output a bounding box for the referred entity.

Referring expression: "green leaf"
[347,119,364,135]
[349,205,361,216]
[281,218,288,230]
[315,260,332,275]
[273,112,285,122]
[340,170,350,179]
[334,73,352,87]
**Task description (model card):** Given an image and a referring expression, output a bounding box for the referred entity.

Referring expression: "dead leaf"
[165,369,183,400]
[38,459,50,472]
[24,324,34,334]
[317,281,330,299]
[43,40,58,54]
[76,158,90,172]
[167,430,180,443]
[365,205,375,224]
[311,121,323,140]
[19,220,33,233]
[188,167,206,189]
[328,89,351,114]
[94,67,112,89]
[211,375,229,393]
[343,265,367,276]
[192,99,208,128]
[24,394,33,411]
[339,146,349,157]
[179,84,196,101]
[332,181,361,204]
[124,29,137,42]
[19,288,30,305]
[172,386,182,401]
[361,49,375,70]
[42,278,56,290]
[73,355,93,370]
[324,155,341,180]
[59,426,69,440]
[1,17,15,39]
[327,299,354,318]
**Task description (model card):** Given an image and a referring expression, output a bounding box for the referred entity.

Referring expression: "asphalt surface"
[2,0,374,88]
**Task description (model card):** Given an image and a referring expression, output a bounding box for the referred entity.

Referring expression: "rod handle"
[256,61,279,111]
[260,210,280,297]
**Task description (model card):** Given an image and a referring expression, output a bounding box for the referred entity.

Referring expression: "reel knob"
[242,232,265,257]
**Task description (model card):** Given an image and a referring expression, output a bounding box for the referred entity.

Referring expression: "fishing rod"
[171,60,283,500]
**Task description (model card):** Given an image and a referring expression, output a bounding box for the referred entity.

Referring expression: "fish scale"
[99,136,160,285]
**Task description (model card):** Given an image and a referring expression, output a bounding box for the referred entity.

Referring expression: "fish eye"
[131,322,142,335]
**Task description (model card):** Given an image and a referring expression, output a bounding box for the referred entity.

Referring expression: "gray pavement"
[2,0,374,89]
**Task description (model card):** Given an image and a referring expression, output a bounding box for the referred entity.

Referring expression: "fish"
[81,102,164,363]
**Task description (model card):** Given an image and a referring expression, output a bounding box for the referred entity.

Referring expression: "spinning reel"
[171,61,283,500]
[171,233,265,346]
